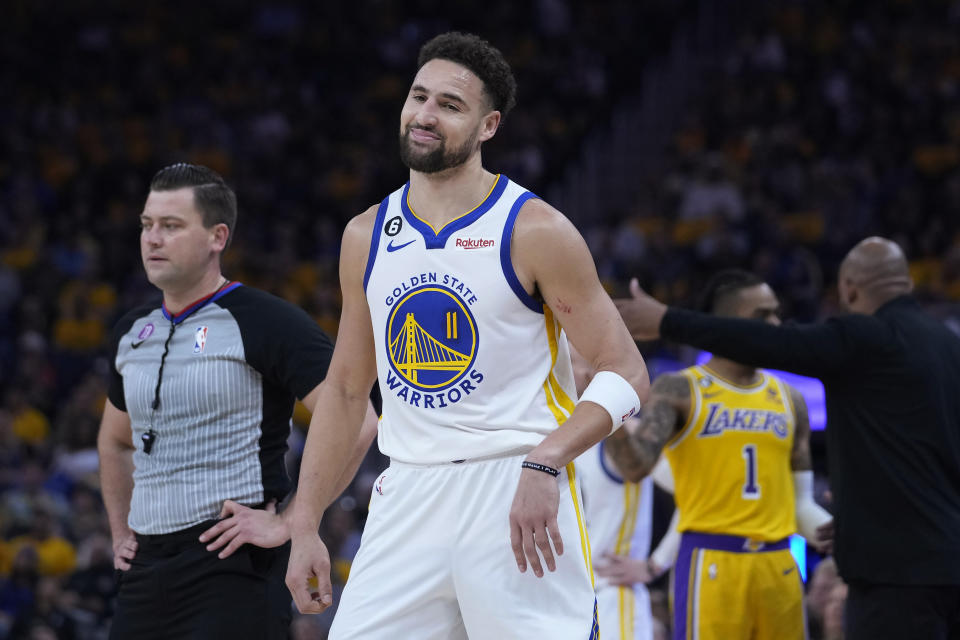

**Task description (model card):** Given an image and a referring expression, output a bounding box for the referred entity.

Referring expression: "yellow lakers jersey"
[665,365,797,541]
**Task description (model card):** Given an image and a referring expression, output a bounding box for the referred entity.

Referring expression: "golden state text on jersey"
[363,175,579,464]
[383,277,484,408]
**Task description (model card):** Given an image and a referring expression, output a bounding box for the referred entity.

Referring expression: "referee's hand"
[112,529,138,571]
[199,499,288,559]
[286,532,333,614]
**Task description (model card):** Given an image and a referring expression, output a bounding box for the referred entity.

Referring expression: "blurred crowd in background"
[1,0,958,638]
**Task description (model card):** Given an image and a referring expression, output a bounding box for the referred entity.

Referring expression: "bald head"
[838,237,913,313]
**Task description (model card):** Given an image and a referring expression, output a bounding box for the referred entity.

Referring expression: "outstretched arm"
[616,280,869,378]
[605,373,691,482]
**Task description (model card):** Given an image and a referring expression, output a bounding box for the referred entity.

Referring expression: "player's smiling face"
[399,58,500,173]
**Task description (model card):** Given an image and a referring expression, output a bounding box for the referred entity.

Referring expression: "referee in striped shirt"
[97,164,377,639]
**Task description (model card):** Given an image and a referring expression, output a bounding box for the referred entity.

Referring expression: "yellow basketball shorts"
[672,532,805,640]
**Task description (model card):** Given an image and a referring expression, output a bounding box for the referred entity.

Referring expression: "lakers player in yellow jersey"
[606,270,832,640]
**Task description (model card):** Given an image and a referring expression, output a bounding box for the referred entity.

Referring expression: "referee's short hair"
[149,163,238,248]
[698,269,765,315]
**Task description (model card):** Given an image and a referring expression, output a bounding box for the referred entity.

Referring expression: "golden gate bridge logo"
[386,286,477,390]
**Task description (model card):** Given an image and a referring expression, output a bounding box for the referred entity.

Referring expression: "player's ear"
[478,110,501,142]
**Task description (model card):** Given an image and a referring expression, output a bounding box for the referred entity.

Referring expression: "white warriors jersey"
[363,175,578,464]
[577,441,653,590]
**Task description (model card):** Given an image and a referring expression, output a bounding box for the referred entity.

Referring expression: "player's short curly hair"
[417,31,517,117]
[698,269,766,314]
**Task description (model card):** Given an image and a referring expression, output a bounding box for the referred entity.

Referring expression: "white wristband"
[793,470,831,542]
[578,370,642,435]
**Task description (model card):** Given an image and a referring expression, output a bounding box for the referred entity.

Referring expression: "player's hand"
[509,463,563,578]
[112,529,138,571]
[613,278,667,341]
[285,532,333,614]
[814,519,834,555]
[199,499,288,559]
[594,553,656,586]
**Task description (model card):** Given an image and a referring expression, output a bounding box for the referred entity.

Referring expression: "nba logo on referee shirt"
[194,326,208,353]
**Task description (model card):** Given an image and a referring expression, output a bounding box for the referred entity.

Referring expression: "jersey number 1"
[742,444,760,499]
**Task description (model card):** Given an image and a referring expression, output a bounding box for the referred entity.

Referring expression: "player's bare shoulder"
[344,204,381,244]
[511,197,582,249]
[783,382,809,429]
[650,372,693,412]
[509,197,593,292]
[340,204,383,283]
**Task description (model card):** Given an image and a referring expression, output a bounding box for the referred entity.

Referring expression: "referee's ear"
[210,222,230,254]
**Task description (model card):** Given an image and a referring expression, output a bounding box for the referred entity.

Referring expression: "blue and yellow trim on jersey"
[500,190,543,313]
[614,481,641,640]
[540,308,595,596]
[542,307,576,424]
[598,441,642,640]
[401,174,507,249]
[362,196,391,292]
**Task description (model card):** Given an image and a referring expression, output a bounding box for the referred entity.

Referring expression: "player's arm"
[787,385,832,553]
[617,281,876,378]
[514,198,649,476]
[507,199,649,577]
[604,373,691,482]
[97,399,137,571]
[285,206,381,614]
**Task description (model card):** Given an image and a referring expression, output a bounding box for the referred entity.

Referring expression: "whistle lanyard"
[142,279,239,454]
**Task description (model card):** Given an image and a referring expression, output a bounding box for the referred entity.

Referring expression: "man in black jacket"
[615,237,960,640]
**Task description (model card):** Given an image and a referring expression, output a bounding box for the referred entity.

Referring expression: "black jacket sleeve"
[660,308,889,378]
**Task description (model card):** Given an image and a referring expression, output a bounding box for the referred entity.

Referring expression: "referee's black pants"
[846,582,960,640]
[110,520,292,640]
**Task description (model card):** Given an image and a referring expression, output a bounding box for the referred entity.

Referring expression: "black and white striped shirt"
[107,283,333,534]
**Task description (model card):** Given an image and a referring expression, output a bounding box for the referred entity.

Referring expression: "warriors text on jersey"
[363,175,577,463]
[665,365,797,541]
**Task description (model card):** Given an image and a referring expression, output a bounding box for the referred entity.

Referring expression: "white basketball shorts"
[596,582,653,640]
[329,453,599,639]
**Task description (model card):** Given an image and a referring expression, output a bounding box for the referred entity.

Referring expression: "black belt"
[134,520,220,555]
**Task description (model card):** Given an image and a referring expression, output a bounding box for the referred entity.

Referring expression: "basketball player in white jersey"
[573,348,678,640]
[284,32,649,638]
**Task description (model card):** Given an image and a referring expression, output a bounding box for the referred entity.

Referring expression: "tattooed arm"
[605,373,691,482]
[788,385,813,471]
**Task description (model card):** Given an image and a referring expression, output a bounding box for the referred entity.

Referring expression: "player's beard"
[399,125,478,173]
